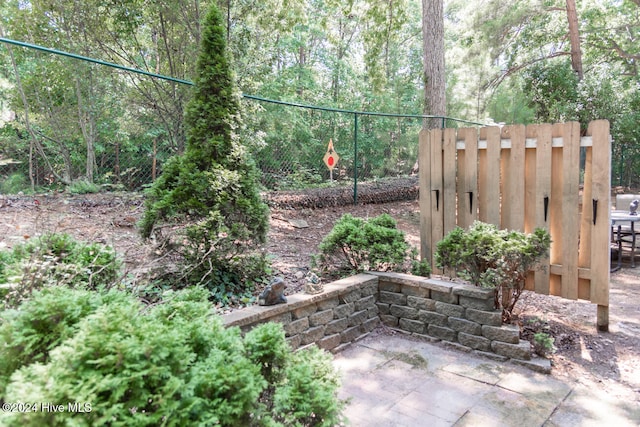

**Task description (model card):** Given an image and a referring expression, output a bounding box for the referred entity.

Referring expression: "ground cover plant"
[315,213,430,277]
[0,286,345,426]
[435,221,551,322]
[0,232,120,308]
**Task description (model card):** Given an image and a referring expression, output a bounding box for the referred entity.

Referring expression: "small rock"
[288,219,309,228]
[294,271,305,280]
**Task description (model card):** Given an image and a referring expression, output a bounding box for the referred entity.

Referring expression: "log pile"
[263,176,418,209]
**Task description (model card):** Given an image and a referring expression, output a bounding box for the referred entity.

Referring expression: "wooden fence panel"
[419,120,611,330]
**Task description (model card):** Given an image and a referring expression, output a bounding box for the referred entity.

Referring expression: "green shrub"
[1,233,121,307]
[0,287,107,397]
[67,180,100,194]
[316,213,424,276]
[139,4,269,301]
[533,332,556,357]
[435,221,551,322]
[0,288,345,426]
[0,173,28,194]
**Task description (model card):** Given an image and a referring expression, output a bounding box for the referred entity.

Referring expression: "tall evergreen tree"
[140,3,269,294]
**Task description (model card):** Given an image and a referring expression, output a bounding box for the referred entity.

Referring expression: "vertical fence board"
[502,125,526,231]
[532,124,552,295]
[588,121,611,309]
[549,124,565,296]
[481,127,501,226]
[459,128,478,229]
[430,129,444,274]
[419,129,432,264]
[579,144,594,301]
[561,122,581,300]
[443,129,457,236]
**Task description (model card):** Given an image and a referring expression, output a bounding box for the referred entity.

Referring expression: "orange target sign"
[323,139,339,171]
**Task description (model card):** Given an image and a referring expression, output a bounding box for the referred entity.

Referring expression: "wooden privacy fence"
[418,120,611,330]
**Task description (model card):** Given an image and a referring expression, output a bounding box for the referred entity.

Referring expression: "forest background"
[0,0,639,194]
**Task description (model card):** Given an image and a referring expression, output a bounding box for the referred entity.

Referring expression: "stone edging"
[222,272,550,373]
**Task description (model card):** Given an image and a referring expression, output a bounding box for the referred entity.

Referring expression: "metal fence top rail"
[0,37,485,127]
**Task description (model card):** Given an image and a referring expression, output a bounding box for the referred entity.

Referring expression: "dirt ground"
[1,192,639,397]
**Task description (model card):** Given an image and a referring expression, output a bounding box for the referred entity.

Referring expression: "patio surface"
[333,331,640,427]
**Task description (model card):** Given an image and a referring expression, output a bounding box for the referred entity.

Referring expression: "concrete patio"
[333,331,640,427]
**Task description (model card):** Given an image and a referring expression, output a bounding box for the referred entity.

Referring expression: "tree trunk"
[565,0,583,80]
[422,0,446,129]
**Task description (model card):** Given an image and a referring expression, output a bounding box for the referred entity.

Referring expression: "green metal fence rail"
[0,37,485,202]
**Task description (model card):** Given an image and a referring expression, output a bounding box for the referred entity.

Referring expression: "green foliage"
[0,288,345,426]
[435,221,550,322]
[67,180,100,194]
[1,233,121,307]
[533,332,556,357]
[271,346,344,427]
[317,213,424,276]
[0,286,107,397]
[139,3,270,301]
[0,173,29,194]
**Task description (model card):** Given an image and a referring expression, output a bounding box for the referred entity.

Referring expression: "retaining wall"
[222,272,532,362]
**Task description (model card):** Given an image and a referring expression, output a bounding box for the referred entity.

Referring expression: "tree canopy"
[0,0,638,189]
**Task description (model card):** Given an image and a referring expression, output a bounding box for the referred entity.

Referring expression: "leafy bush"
[435,221,550,322]
[0,288,345,426]
[1,233,121,307]
[316,213,427,277]
[533,332,556,357]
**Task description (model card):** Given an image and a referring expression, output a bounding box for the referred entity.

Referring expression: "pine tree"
[139,4,269,294]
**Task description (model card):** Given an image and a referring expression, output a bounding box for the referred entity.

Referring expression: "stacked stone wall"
[222,272,532,362]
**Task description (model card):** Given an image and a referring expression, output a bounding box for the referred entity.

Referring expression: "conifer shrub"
[316,213,428,277]
[0,288,345,426]
[435,221,551,322]
[138,3,269,301]
[0,233,120,307]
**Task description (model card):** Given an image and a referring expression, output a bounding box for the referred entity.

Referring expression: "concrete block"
[427,324,457,341]
[390,304,419,320]
[491,340,531,360]
[348,309,369,327]
[407,296,437,311]
[378,280,401,293]
[435,301,465,318]
[309,309,334,326]
[355,295,376,311]
[302,325,326,345]
[318,333,342,351]
[399,318,425,334]
[360,282,379,296]
[431,290,458,304]
[325,317,348,335]
[401,283,430,298]
[379,291,407,305]
[380,315,399,327]
[376,302,390,315]
[333,302,355,319]
[284,317,309,337]
[317,296,340,310]
[286,334,301,350]
[341,325,363,343]
[293,304,317,320]
[448,317,482,335]
[363,317,380,333]
[418,310,448,327]
[458,331,491,352]
[340,289,362,304]
[482,324,520,344]
[466,308,502,327]
[367,305,379,318]
[459,295,496,311]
